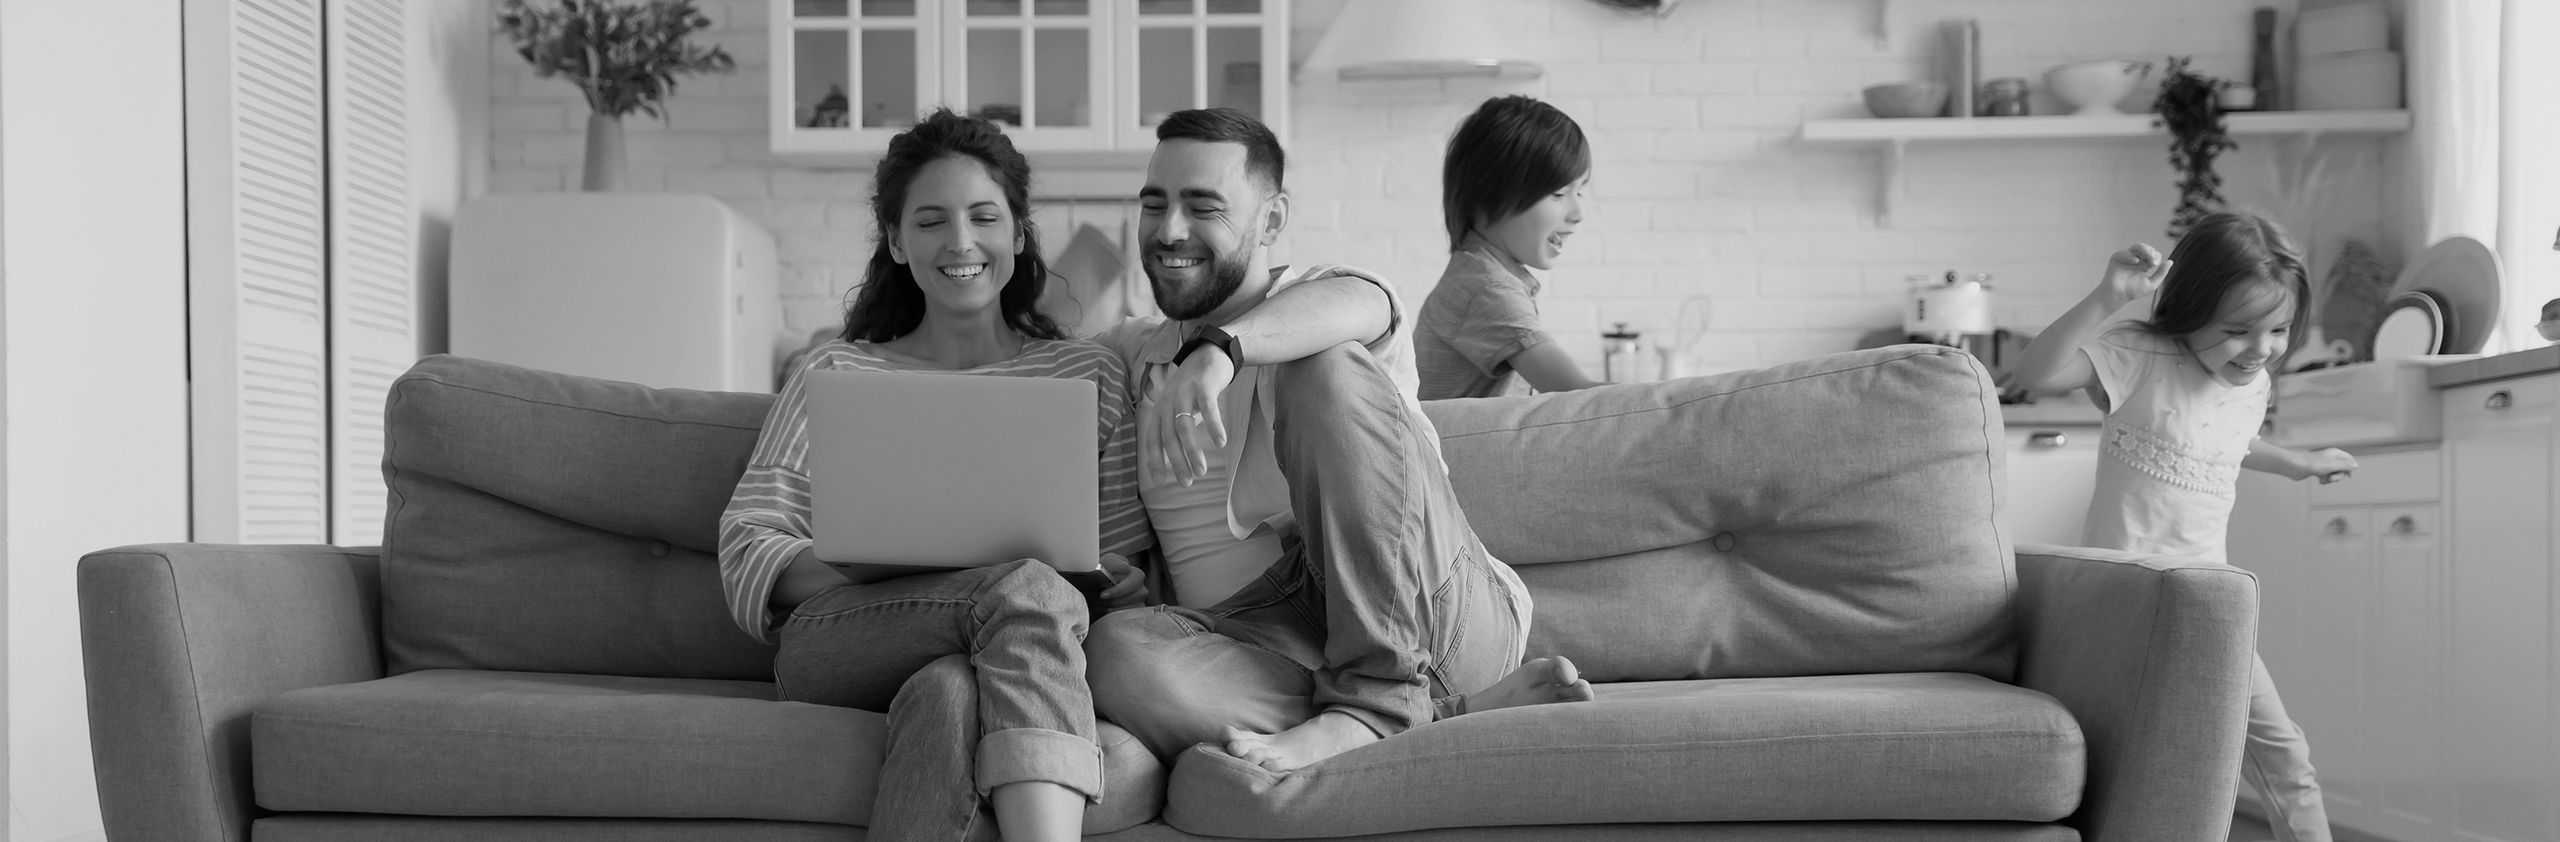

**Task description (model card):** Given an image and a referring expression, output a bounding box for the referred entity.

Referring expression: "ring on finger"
[1174,411,1201,424]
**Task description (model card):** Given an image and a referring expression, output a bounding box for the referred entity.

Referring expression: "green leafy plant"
[497,0,737,120]
[2152,56,2235,240]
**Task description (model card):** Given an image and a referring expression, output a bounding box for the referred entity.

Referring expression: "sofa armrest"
[2011,545,2257,842]
[79,543,385,842]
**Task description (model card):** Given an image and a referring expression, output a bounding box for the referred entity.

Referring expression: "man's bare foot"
[1458,656,1595,715]
[1221,711,1380,773]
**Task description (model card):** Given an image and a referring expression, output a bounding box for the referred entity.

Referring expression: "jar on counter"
[1979,77,2030,116]
[1601,322,1643,383]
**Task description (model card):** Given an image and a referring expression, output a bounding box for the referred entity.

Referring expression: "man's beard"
[1145,244,1252,321]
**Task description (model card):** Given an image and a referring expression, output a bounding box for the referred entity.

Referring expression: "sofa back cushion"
[1420,346,2016,683]
[381,355,778,679]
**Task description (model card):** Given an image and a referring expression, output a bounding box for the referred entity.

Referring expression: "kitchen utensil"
[2251,7,2282,111]
[2388,237,2502,354]
[1601,322,1643,383]
[1863,82,1949,119]
[1980,77,2030,116]
[1944,19,1980,118]
[2044,60,2151,115]
[2317,238,2393,363]
[2369,291,2447,360]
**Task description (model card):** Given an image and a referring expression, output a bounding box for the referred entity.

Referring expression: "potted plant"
[2152,56,2236,240]
[498,0,737,191]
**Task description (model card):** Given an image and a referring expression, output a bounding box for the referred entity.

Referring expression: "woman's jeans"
[774,558,1102,841]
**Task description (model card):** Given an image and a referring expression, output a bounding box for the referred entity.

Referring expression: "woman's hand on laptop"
[1097,552,1150,611]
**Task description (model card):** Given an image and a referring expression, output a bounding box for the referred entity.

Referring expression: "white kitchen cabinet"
[2440,374,2558,842]
[771,0,1288,159]
[2234,446,2447,841]
[2001,425,2097,547]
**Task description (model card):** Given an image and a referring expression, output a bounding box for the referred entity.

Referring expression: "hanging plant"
[496,0,737,121]
[2153,56,2236,240]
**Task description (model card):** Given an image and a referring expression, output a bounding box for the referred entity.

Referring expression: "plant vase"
[582,112,626,192]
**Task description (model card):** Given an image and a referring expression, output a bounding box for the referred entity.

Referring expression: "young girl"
[720,110,1151,842]
[1415,95,1607,400]
[2012,211,2358,842]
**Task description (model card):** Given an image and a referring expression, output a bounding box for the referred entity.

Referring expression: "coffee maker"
[1905,270,2006,368]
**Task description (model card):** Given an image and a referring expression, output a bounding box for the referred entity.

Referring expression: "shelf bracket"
[1877,139,1907,228]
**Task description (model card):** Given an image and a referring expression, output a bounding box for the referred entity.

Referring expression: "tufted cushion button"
[1710,532,1737,552]
[648,541,671,558]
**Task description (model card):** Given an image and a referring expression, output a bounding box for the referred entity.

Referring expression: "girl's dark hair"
[1442,95,1590,252]
[841,108,1063,343]
[2148,211,2312,357]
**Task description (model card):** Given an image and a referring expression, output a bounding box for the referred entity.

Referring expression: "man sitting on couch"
[1086,107,1594,774]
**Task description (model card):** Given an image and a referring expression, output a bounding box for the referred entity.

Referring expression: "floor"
[2227,811,2276,841]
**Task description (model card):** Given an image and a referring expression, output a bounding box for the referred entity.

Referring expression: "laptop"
[805,369,1105,587]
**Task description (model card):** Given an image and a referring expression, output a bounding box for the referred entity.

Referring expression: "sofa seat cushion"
[1162,672,2085,839]
[253,669,1164,833]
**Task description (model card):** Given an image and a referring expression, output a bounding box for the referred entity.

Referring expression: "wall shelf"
[1797,109,2413,225]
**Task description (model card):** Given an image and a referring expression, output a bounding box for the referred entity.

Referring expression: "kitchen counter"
[2000,391,2103,426]
[2428,344,2560,388]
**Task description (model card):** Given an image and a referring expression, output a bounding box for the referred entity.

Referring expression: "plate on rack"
[2387,237,2501,354]
[2368,290,2448,360]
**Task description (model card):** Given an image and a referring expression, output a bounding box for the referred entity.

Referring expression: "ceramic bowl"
[2538,320,2560,343]
[1862,82,1949,119]
[2045,60,2151,115]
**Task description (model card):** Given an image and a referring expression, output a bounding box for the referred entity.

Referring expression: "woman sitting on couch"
[717,109,1152,842]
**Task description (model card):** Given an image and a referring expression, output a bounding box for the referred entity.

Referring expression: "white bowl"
[2045,60,2151,116]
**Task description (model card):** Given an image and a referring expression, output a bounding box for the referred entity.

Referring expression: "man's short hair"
[1441,95,1590,251]
[1155,107,1286,195]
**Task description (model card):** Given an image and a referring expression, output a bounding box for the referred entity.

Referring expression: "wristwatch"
[1174,326,1241,367]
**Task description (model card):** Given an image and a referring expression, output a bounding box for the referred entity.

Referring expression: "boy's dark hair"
[841,108,1064,344]
[1155,107,1286,195]
[2148,211,2311,358]
[1441,95,1590,252]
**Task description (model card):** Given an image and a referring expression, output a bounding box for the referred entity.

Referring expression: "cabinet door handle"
[2326,516,2350,535]
[2027,431,2067,449]
[2389,515,2417,535]
[2486,390,2513,410]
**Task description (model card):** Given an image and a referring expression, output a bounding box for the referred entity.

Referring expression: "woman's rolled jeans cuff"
[977,727,1105,803]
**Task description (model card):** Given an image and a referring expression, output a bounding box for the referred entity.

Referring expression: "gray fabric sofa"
[80,346,2259,841]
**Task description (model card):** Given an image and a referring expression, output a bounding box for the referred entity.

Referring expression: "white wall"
[0,2,192,841]
[488,0,2402,374]
[411,0,496,355]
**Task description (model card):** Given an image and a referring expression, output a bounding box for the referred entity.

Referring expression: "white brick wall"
[489,0,2400,374]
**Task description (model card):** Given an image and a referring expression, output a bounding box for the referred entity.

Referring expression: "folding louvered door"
[186,0,412,545]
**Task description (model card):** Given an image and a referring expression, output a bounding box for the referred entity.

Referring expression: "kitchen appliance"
[450,193,786,393]
[1905,271,2008,374]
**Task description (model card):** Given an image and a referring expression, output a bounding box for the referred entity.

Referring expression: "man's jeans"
[2244,653,2332,842]
[1087,342,1527,759]
[774,559,1103,841]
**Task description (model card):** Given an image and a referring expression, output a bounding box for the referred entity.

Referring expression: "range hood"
[1297,0,1543,82]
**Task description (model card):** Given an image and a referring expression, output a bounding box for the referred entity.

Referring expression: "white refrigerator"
[450,193,787,393]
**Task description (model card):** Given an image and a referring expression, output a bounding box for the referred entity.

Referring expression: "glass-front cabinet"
[773,0,1286,157]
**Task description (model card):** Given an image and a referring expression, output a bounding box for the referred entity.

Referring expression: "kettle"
[1905,271,1996,343]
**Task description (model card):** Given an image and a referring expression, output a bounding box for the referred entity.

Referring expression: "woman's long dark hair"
[841,109,1064,343]
[2147,211,2311,362]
